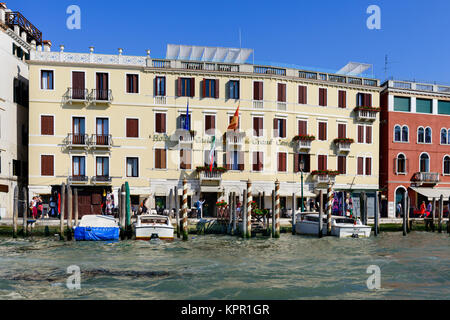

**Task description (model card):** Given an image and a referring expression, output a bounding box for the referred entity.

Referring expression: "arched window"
[448,129,450,145]
[420,153,430,173]
[441,129,448,144]
[394,125,401,142]
[397,154,406,174]
[402,126,409,142]
[425,127,432,143]
[444,156,450,175]
[418,127,424,143]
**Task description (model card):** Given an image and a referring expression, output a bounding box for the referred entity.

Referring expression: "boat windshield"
[334,218,355,224]
[141,217,168,224]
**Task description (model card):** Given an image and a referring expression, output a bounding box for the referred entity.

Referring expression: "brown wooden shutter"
[282,84,286,102]
[365,94,372,107]
[318,155,327,171]
[215,79,219,98]
[190,78,195,97]
[127,119,138,138]
[358,157,364,175]
[155,113,162,133]
[177,78,182,96]
[278,83,286,102]
[294,154,299,173]
[298,120,307,135]
[281,119,286,138]
[273,119,279,137]
[298,86,307,104]
[366,126,372,144]
[41,116,54,135]
[161,149,166,169]
[339,91,346,108]
[319,122,327,140]
[338,156,346,174]
[202,79,206,97]
[358,125,364,143]
[72,72,85,90]
[338,123,346,139]
[161,113,166,133]
[254,82,258,100]
[365,158,372,175]
[319,88,327,106]
[41,155,54,176]
[155,149,161,169]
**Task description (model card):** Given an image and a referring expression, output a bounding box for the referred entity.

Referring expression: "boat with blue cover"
[74,215,120,241]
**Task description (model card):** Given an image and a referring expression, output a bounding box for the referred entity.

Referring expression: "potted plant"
[333,138,355,144]
[293,134,316,142]
[311,170,340,176]
[355,106,381,112]
[195,166,228,173]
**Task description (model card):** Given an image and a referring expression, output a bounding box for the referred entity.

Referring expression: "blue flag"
[184,100,190,131]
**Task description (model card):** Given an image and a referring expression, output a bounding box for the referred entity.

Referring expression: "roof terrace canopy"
[166,44,253,64]
[337,62,372,76]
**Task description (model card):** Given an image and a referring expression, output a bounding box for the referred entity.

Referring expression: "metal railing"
[254,66,286,76]
[89,89,113,102]
[199,171,223,181]
[63,88,88,103]
[90,134,112,147]
[152,59,171,68]
[68,175,88,184]
[66,133,89,146]
[414,172,440,184]
[92,176,112,184]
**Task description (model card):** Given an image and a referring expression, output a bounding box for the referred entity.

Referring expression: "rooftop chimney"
[43,40,52,52]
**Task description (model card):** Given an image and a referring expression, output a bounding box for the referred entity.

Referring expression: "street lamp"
[300,158,305,213]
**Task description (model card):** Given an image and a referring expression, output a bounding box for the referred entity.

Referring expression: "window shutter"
[366,126,372,144]
[202,79,206,97]
[259,152,263,171]
[161,149,166,169]
[225,152,231,170]
[253,82,258,100]
[358,157,364,175]
[298,120,307,135]
[238,151,244,171]
[259,82,263,100]
[282,119,286,138]
[294,154,299,173]
[155,149,161,169]
[273,119,279,137]
[177,78,182,96]
[215,79,219,98]
[127,119,138,138]
[339,91,346,108]
[366,158,371,175]
[358,125,364,143]
[41,155,54,176]
[211,115,215,130]
[338,123,346,138]
[133,75,138,93]
[259,118,263,136]
[190,78,195,97]
[41,116,54,135]
[155,113,162,133]
[282,84,286,102]
[180,150,185,169]
[299,86,307,104]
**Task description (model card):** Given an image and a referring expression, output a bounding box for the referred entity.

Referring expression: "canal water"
[0,232,448,300]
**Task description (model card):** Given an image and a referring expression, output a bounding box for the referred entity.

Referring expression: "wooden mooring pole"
[67,185,73,240]
[319,189,323,238]
[246,180,252,238]
[232,192,237,235]
[374,191,379,237]
[291,192,296,235]
[60,183,65,240]
[120,184,126,238]
[182,179,188,240]
[274,180,280,238]
[271,190,275,237]
[174,186,180,238]
[22,187,28,237]
[438,194,443,233]
[13,186,18,238]
[74,188,79,227]
[402,193,407,236]
[327,183,334,236]
[242,189,247,238]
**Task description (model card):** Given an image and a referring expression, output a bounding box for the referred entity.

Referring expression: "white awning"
[200,186,224,193]
[410,187,450,200]
[279,190,316,198]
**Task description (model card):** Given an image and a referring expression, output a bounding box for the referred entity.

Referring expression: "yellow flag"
[227,104,240,131]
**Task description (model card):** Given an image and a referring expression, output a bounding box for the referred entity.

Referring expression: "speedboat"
[73,215,120,241]
[134,214,174,241]
[295,213,371,238]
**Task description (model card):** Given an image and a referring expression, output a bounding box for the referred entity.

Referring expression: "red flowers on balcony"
[311,170,340,176]
[333,138,354,144]
[293,134,316,141]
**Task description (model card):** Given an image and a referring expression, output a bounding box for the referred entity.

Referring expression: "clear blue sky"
[13,0,450,84]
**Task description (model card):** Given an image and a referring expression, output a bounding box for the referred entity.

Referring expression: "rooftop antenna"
[384,54,399,81]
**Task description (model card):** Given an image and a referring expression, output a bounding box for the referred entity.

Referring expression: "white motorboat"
[134,214,174,241]
[295,213,372,238]
[73,215,120,241]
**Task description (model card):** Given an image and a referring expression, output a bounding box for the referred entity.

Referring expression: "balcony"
[199,170,223,183]
[90,134,112,149]
[293,135,315,152]
[413,172,440,186]
[253,100,264,109]
[63,88,89,105]
[314,174,337,185]
[5,11,43,44]
[89,89,113,104]
[92,176,112,185]
[225,131,246,148]
[177,129,195,148]
[68,175,89,185]
[65,134,89,149]
[334,138,354,153]
[355,107,379,122]
[154,96,166,105]
[277,102,287,111]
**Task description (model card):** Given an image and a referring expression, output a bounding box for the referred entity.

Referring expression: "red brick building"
[380,80,450,218]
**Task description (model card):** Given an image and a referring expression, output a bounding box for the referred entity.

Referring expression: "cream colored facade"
[27,46,380,215]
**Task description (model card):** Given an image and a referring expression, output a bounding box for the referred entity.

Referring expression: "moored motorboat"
[134,214,174,241]
[295,213,371,238]
[73,215,120,241]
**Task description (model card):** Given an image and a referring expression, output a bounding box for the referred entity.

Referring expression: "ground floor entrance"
[201,192,218,217]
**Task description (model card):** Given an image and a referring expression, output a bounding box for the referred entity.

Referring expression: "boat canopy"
[410,187,450,200]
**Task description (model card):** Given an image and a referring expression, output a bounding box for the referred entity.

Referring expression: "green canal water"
[0,232,448,300]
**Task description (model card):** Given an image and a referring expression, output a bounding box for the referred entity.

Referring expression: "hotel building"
[380,80,450,218]
[27,44,380,217]
[0,3,43,218]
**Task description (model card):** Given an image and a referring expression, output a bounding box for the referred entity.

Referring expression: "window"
[396,154,407,174]
[41,115,54,135]
[178,114,191,130]
[202,79,219,98]
[72,71,85,99]
[126,157,139,177]
[41,155,54,176]
[365,158,372,176]
[225,151,244,171]
[155,76,166,96]
[418,127,425,143]
[72,117,86,144]
[338,155,346,174]
[357,157,364,175]
[420,153,430,173]
[155,113,166,134]
[417,98,432,114]
[277,152,287,172]
[298,120,307,135]
[319,88,327,106]
[358,125,365,143]
[425,127,432,143]
[366,126,372,144]
[274,118,286,138]
[298,86,307,104]
[126,118,139,138]
[338,90,346,108]
[318,122,327,141]
[14,78,28,107]
[441,129,448,145]
[177,78,195,97]
[204,115,216,135]
[394,96,410,112]
[96,73,109,100]
[96,118,109,145]
[72,156,85,176]
[155,149,167,169]
[357,93,372,107]
[294,153,310,173]
[338,123,346,139]
[126,74,139,93]
[180,149,192,170]
[96,157,109,177]
[41,70,54,90]
[394,125,401,142]
[253,81,263,101]
[228,80,239,99]
[253,152,263,171]
[444,156,450,175]
[277,83,286,102]
[318,155,327,171]
[402,126,409,142]
[253,117,263,137]
[438,100,450,115]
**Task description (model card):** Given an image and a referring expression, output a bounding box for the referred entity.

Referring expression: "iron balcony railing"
[68,175,88,184]
[66,133,89,147]
[90,134,112,147]
[92,176,112,184]
[63,88,89,104]
[89,89,113,103]
[413,172,440,184]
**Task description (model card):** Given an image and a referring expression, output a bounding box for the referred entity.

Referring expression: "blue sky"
[14,0,450,84]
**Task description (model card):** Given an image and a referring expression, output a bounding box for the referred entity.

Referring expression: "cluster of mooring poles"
[420,195,450,235]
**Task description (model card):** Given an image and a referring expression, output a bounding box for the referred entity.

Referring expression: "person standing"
[396,202,402,218]
[195,198,205,219]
